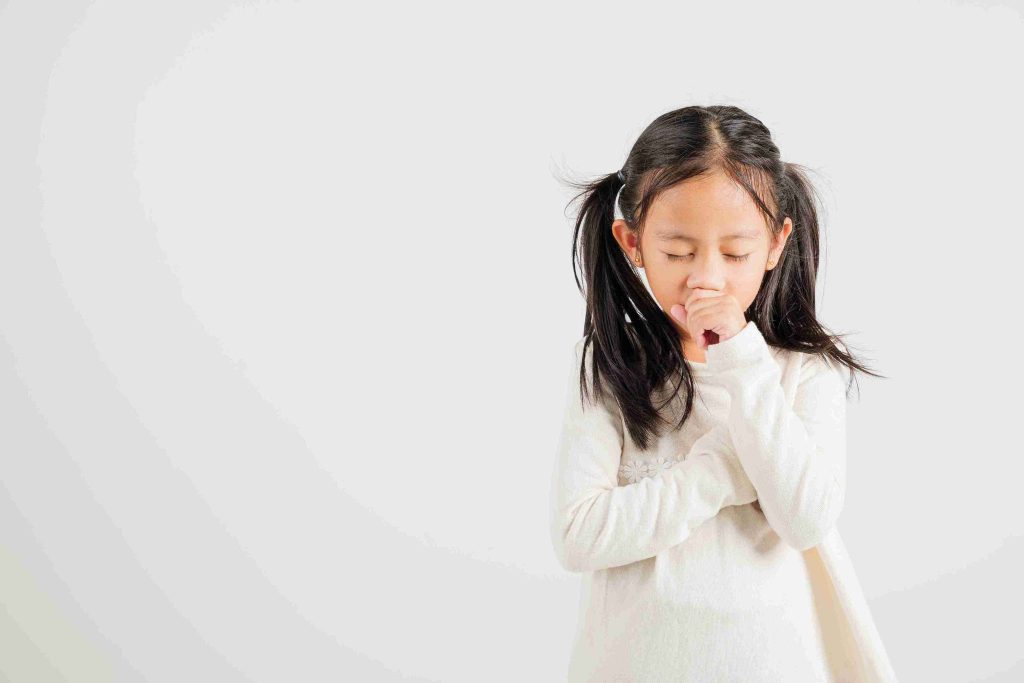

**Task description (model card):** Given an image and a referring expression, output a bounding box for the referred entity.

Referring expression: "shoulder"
[570,335,589,364]
[570,335,597,384]
[793,346,852,389]
[572,333,602,360]
[567,335,622,413]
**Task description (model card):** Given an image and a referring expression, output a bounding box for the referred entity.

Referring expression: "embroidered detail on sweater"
[618,455,685,485]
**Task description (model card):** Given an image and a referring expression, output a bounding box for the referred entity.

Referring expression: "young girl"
[548,105,898,682]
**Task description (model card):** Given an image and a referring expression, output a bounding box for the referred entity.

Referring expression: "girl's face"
[612,169,793,355]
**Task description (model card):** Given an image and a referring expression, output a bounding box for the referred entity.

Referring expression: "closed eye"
[665,253,751,262]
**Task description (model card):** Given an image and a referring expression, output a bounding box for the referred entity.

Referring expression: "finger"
[684,299,718,334]
[684,297,719,318]
[686,302,722,350]
[684,288,723,310]
[688,309,706,350]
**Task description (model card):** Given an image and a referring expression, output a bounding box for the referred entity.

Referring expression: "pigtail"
[566,170,698,450]
[748,162,883,395]
[559,104,882,449]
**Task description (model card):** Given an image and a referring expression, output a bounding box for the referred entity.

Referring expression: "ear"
[610,219,641,264]
[768,217,794,267]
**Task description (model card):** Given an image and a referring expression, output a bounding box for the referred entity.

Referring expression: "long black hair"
[560,104,885,451]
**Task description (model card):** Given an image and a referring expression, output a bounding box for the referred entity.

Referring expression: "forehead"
[647,171,767,242]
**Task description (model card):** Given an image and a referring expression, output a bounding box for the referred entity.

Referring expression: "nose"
[685,254,727,291]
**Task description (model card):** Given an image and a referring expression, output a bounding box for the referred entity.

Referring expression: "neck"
[682,343,706,364]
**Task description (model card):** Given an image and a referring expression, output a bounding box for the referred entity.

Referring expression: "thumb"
[670,304,687,324]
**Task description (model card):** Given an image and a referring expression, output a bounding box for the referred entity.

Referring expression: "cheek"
[641,268,679,304]
[734,268,771,306]
[731,268,764,293]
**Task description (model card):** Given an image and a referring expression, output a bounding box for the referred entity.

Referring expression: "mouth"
[703,330,720,346]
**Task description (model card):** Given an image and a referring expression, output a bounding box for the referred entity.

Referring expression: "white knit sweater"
[549,320,898,682]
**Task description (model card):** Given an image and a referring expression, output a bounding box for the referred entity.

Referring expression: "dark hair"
[559,105,885,451]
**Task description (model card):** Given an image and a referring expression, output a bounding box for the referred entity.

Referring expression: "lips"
[703,330,720,346]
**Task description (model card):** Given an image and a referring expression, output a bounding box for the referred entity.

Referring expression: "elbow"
[551,491,630,573]
[551,523,591,573]
[552,535,585,573]
[554,547,585,573]
[551,509,604,573]
[777,479,845,552]
[551,494,607,573]
[780,519,833,551]
[550,515,581,572]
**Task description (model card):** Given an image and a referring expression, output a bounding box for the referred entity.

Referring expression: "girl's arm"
[549,341,758,573]
[705,320,850,551]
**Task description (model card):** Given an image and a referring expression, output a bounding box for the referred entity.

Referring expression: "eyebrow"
[653,229,761,242]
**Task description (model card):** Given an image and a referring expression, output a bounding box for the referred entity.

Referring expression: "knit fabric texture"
[549,320,898,682]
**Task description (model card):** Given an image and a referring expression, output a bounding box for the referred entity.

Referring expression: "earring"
[634,252,642,266]
[767,259,776,270]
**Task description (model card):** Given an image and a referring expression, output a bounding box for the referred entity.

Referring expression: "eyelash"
[665,253,751,262]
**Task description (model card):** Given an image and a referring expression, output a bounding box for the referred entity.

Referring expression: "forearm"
[549,340,756,573]
[551,433,755,573]
[705,322,849,551]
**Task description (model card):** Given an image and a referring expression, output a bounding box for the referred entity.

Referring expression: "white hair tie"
[613,169,626,221]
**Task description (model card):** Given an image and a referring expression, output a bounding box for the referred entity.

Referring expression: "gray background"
[2,0,1021,680]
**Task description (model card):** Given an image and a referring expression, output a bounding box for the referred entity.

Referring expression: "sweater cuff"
[704,320,769,370]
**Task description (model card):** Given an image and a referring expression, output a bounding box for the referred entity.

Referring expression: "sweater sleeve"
[704,320,850,551]
[549,339,758,573]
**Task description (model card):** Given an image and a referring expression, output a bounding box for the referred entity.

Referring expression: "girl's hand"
[669,289,747,350]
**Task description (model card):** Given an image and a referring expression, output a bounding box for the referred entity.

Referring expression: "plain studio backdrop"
[1,0,1021,681]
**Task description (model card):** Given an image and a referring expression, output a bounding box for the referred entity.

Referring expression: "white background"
[2,0,1022,680]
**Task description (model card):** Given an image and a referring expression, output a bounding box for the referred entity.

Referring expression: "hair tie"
[613,170,626,221]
